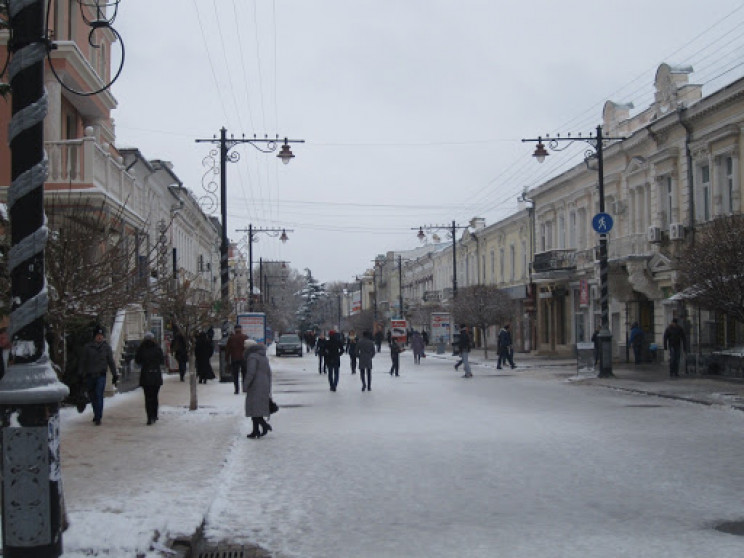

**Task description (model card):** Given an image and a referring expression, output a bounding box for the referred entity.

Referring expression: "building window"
[558,215,565,249]
[569,212,576,249]
[665,176,673,225]
[522,240,528,278]
[499,248,505,283]
[701,164,711,222]
[490,250,495,282]
[724,156,734,214]
[509,245,515,282]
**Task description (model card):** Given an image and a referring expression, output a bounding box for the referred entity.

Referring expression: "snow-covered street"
[60,349,744,557]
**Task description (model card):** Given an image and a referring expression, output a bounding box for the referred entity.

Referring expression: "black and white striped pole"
[523,125,624,378]
[0,1,69,556]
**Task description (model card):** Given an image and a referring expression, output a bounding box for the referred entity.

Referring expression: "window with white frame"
[509,245,515,282]
[540,223,547,252]
[699,164,711,222]
[499,248,505,283]
[723,156,735,214]
[522,240,528,278]
[558,215,565,249]
[490,250,495,282]
[664,176,674,226]
[569,211,577,249]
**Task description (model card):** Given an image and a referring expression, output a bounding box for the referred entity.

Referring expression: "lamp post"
[236,225,292,311]
[258,259,289,306]
[196,128,303,309]
[522,125,624,378]
[414,221,468,298]
[398,255,404,319]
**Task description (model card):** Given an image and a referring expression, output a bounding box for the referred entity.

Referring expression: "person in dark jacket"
[225,325,248,393]
[78,326,118,425]
[411,331,425,364]
[135,332,164,425]
[171,327,188,382]
[194,331,215,384]
[243,340,273,438]
[323,330,345,391]
[663,318,689,377]
[315,333,327,374]
[497,324,516,370]
[457,326,472,378]
[629,322,645,365]
[389,338,403,376]
[346,330,358,374]
[357,330,376,391]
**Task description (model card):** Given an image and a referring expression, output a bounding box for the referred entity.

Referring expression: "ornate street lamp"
[236,225,292,312]
[196,129,303,307]
[522,125,624,378]
[414,221,468,298]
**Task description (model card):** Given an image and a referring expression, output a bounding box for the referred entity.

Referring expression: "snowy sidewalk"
[60,373,248,556]
[430,347,744,411]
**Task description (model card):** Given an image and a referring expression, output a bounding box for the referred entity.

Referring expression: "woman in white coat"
[243,340,273,438]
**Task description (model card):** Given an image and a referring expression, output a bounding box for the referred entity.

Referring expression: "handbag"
[269,398,279,414]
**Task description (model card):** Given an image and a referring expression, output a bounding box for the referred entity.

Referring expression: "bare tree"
[150,273,228,410]
[678,214,744,324]
[42,195,164,380]
[451,285,515,359]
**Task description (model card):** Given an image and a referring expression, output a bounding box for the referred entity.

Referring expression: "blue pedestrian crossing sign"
[592,212,613,234]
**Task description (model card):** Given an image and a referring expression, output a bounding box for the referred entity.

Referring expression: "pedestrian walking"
[78,325,118,426]
[315,333,327,374]
[629,322,645,365]
[135,332,164,425]
[346,330,358,374]
[591,325,601,367]
[411,331,425,364]
[375,329,384,353]
[225,325,248,393]
[422,330,429,346]
[324,330,345,391]
[663,318,689,377]
[243,340,273,439]
[195,331,215,384]
[170,327,188,381]
[357,330,376,391]
[457,326,473,378]
[389,338,403,376]
[497,324,516,369]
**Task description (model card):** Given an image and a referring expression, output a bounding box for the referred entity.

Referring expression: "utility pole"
[0,1,69,556]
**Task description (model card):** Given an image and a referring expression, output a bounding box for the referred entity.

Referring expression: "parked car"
[275,333,303,357]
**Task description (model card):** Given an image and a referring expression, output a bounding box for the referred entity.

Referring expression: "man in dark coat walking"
[663,318,689,377]
[78,326,118,425]
[323,331,345,391]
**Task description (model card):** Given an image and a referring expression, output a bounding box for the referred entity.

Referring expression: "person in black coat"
[346,331,358,374]
[135,332,165,425]
[195,331,215,384]
[323,331,345,391]
[390,338,403,376]
[315,333,327,374]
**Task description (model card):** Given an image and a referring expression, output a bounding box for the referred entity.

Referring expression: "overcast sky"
[111,0,744,285]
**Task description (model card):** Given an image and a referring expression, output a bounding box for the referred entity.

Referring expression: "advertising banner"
[351,290,362,315]
[390,319,407,344]
[237,313,267,344]
[431,312,452,345]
